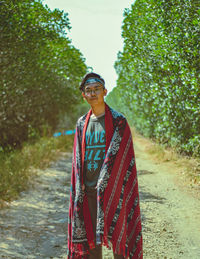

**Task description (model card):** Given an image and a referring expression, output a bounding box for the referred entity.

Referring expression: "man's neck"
[91,102,106,117]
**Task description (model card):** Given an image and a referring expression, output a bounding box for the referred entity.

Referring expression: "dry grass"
[132,128,200,187]
[0,135,73,204]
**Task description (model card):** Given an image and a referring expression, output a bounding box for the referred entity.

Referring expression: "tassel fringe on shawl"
[67,104,143,258]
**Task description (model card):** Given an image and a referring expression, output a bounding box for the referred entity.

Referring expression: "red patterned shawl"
[68,104,143,258]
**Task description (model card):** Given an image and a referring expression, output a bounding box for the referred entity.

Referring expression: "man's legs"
[88,245,102,259]
[87,187,102,259]
[88,249,124,259]
[113,253,124,259]
[86,187,124,259]
[89,248,124,259]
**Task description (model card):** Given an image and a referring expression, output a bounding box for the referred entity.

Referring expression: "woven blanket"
[67,104,143,258]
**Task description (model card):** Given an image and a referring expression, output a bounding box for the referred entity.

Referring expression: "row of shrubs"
[0,0,87,150]
[108,0,200,156]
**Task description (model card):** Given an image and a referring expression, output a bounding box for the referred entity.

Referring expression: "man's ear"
[104,88,108,96]
[82,91,86,99]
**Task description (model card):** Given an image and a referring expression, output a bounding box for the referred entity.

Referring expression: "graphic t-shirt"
[84,113,106,187]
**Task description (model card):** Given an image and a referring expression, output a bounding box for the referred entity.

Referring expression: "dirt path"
[134,138,200,259]
[0,152,71,259]
[0,141,200,258]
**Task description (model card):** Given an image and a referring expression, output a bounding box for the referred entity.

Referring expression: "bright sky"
[43,0,135,92]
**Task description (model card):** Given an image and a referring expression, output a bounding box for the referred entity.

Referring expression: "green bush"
[0,0,87,149]
[110,0,200,156]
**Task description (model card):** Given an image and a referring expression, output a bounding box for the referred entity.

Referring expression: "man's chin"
[88,98,98,102]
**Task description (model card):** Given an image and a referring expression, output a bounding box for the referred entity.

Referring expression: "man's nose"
[91,90,96,96]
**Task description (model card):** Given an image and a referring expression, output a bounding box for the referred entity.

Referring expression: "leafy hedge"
[110,0,200,156]
[0,0,87,149]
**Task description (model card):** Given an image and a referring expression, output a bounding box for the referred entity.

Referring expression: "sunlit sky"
[43,0,136,92]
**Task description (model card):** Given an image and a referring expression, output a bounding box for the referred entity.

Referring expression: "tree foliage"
[110,0,200,156]
[0,0,87,149]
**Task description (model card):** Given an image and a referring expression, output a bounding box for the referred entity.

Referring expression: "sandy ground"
[0,139,200,258]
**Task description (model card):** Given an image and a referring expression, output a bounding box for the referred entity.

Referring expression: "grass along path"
[0,135,73,204]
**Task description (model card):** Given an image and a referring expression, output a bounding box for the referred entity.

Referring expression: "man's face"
[82,83,107,106]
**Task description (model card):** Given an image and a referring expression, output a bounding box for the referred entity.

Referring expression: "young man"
[68,73,143,259]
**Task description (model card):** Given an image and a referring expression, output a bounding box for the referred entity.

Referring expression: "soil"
[0,138,200,258]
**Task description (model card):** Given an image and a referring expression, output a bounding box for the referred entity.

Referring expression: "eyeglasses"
[84,87,104,96]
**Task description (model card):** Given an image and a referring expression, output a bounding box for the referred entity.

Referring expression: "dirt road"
[134,137,200,259]
[0,152,71,259]
[0,139,200,258]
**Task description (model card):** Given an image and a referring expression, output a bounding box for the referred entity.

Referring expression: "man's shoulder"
[76,113,88,128]
[109,106,126,121]
[77,113,87,122]
[76,106,127,127]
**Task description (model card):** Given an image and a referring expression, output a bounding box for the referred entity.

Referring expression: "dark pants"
[86,187,124,259]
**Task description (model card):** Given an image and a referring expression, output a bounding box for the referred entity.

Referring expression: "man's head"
[80,73,107,106]
[79,72,105,91]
